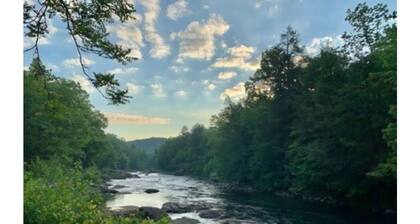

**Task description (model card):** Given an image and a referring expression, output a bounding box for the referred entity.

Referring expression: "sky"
[24,0,396,140]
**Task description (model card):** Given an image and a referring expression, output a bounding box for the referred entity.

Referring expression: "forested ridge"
[155,3,397,210]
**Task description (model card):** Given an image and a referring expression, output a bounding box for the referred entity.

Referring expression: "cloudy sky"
[24,0,396,140]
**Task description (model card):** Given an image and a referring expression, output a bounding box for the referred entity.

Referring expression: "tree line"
[24,59,153,171]
[24,59,163,223]
[155,3,396,210]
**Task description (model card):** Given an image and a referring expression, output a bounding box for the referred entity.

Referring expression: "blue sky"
[24,0,396,140]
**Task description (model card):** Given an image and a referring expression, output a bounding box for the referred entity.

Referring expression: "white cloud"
[166,0,191,20]
[171,14,230,60]
[139,0,171,59]
[63,58,95,68]
[220,82,246,101]
[71,75,95,93]
[46,63,59,72]
[104,112,169,125]
[255,0,262,8]
[203,80,217,91]
[253,0,280,16]
[175,57,184,64]
[108,13,144,59]
[174,90,187,97]
[207,83,216,91]
[126,82,141,94]
[107,67,139,75]
[169,65,190,73]
[220,40,227,49]
[268,4,278,16]
[150,83,166,97]
[292,55,309,68]
[175,79,184,84]
[305,35,344,57]
[212,45,260,71]
[218,71,237,80]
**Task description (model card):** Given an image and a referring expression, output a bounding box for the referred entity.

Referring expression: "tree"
[342,2,396,58]
[154,3,397,209]
[24,0,138,104]
[366,25,397,181]
[24,58,107,163]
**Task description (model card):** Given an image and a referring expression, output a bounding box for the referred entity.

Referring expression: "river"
[106,172,396,224]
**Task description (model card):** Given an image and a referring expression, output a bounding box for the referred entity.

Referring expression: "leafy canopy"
[24,0,138,104]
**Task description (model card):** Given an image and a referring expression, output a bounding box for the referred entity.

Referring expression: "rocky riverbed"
[104,172,396,224]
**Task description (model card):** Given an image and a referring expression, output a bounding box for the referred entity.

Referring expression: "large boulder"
[100,185,119,194]
[162,202,192,213]
[198,209,224,219]
[171,217,200,224]
[109,206,139,217]
[162,202,214,213]
[189,203,214,211]
[138,206,167,220]
[144,189,159,194]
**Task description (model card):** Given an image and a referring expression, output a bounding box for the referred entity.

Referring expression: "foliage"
[24,159,169,224]
[24,59,107,163]
[156,125,210,176]
[24,59,161,223]
[24,0,138,104]
[155,3,396,209]
[24,59,153,170]
[24,159,105,224]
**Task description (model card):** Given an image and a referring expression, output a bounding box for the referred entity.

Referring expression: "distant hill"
[128,137,167,154]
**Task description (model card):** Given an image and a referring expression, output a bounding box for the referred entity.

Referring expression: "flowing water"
[106,172,396,224]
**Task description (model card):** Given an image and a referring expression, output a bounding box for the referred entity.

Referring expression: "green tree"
[24,0,138,104]
[342,2,396,57]
[154,3,397,210]
[24,59,107,163]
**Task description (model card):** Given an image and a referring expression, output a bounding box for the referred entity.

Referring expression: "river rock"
[171,217,200,224]
[109,206,139,217]
[138,206,167,220]
[198,209,224,219]
[145,189,160,194]
[100,185,119,194]
[162,202,192,213]
[190,203,214,211]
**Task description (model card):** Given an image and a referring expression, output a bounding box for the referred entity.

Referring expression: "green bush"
[24,159,170,224]
[24,159,105,224]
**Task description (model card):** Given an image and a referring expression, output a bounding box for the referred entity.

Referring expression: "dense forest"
[24,59,167,223]
[155,3,396,210]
